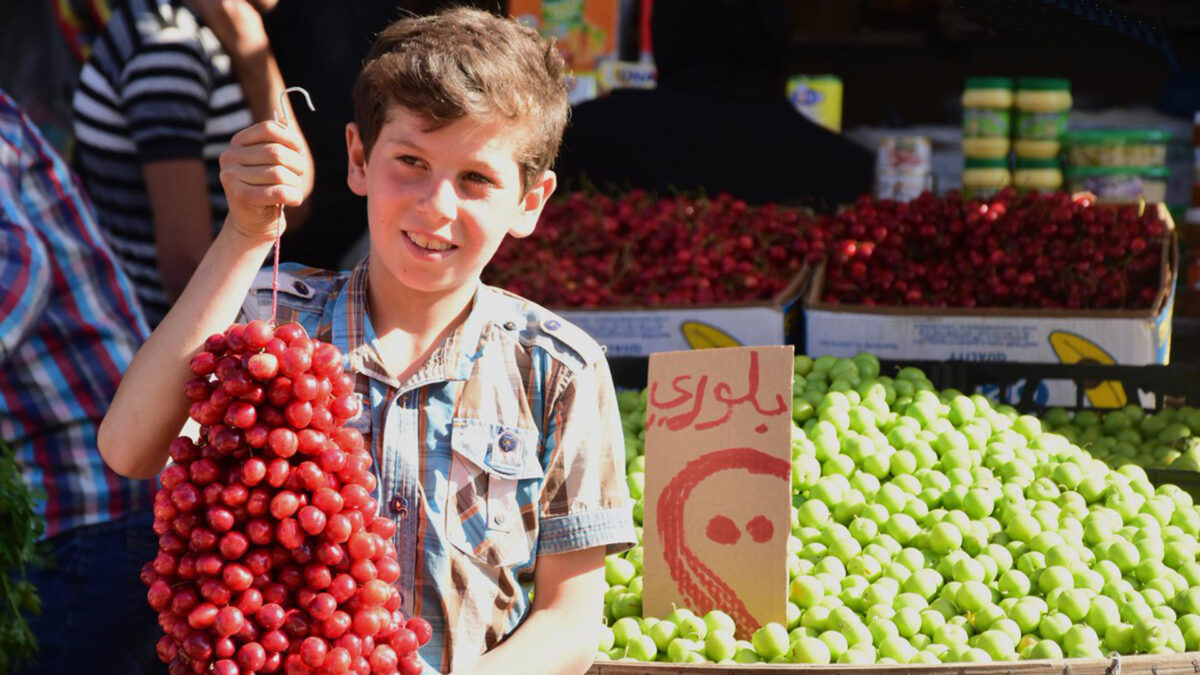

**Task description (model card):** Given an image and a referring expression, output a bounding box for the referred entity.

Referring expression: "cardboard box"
[804,205,1178,406]
[558,269,811,357]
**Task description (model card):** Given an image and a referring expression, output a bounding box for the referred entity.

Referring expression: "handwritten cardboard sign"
[643,346,794,639]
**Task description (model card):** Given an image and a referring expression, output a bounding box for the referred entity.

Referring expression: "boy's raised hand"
[219,120,311,242]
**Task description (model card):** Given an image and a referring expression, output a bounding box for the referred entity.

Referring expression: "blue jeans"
[17,511,165,675]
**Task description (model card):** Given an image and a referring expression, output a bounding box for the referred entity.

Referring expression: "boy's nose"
[416,177,458,224]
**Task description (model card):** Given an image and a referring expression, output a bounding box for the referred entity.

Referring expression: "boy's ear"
[346,123,368,197]
[509,170,557,239]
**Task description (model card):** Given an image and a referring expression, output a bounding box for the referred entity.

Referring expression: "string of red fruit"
[485,190,811,308]
[804,189,1167,310]
[144,320,431,675]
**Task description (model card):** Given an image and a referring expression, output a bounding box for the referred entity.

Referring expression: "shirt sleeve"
[119,29,212,162]
[0,142,52,363]
[537,355,637,556]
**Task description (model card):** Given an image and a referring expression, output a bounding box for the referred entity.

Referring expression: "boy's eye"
[464,171,495,186]
[396,155,425,168]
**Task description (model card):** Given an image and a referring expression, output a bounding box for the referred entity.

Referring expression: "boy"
[98,8,636,675]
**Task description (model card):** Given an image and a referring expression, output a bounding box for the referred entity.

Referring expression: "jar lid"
[1016,158,1063,169]
[965,76,1014,90]
[1016,77,1071,91]
[965,157,1010,169]
[793,74,841,83]
[1063,129,1171,145]
[1065,166,1171,178]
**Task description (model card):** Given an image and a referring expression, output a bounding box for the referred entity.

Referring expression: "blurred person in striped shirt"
[72,0,313,328]
[0,89,165,673]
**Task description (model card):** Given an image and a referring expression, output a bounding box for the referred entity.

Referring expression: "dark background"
[400,0,1200,126]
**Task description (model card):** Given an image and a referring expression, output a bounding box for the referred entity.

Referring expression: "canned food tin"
[787,75,843,133]
[876,135,932,176]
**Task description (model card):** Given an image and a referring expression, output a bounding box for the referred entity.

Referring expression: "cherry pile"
[806,189,1168,309]
[484,190,811,307]
[143,321,430,675]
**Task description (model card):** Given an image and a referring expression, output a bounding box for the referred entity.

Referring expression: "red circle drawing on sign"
[657,447,790,638]
[706,515,740,545]
[745,515,774,543]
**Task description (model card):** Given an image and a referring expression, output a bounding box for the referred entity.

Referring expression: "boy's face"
[346,106,555,299]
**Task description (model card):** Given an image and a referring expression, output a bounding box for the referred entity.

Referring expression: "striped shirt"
[0,90,154,540]
[241,262,637,674]
[72,0,252,326]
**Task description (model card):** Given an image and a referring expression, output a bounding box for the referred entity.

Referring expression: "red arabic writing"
[646,351,788,432]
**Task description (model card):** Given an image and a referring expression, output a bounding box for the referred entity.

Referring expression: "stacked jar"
[1062,129,1170,204]
[1013,77,1071,193]
[961,77,1013,199]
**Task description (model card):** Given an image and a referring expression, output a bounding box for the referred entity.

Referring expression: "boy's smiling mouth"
[405,230,457,252]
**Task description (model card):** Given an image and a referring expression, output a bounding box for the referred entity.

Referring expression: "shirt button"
[391,495,409,519]
[493,513,506,526]
[543,319,560,331]
[503,321,516,331]
[293,280,310,296]
[497,431,520,453]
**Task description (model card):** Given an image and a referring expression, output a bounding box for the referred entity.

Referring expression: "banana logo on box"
[681,321,742,350]
[1047,331,1127,408]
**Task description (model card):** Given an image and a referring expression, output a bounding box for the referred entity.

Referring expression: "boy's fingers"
[262,185,306,208]
[220,163,303,188]
[230,119,304,153]
[221,175,305,209]
[219,143,307,176]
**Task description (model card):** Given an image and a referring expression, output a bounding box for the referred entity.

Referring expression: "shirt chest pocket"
[445,419,544,568]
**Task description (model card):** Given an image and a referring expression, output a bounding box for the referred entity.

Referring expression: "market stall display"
[804,190,1169,310]
[485,190,810,308]
[596,352,1200,666]
[1041,406,1200,472]
[483,190,814,355]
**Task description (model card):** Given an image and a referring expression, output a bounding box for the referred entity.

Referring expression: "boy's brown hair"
[352,8,569,193]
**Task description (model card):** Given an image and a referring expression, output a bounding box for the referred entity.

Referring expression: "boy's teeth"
[407,231,453,251]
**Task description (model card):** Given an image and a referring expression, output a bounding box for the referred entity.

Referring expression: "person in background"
[0,89,162,674]
[554,0,874,209]
[72,0,314,328]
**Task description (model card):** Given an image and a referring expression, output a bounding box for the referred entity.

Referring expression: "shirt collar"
[331,258,495,390]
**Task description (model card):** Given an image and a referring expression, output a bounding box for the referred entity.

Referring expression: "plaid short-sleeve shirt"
[240,261,636,673]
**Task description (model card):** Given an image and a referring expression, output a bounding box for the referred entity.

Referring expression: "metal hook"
[276,86,316,127]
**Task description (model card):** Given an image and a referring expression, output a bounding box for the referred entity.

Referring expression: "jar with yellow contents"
[962,78,1013,138]
[1014,158,1064,193]
[963,158,1011,200]
[962,77,1013,160]
[1015,77,1071,159]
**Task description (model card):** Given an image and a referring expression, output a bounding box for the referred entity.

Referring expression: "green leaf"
[0,437,45,672]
